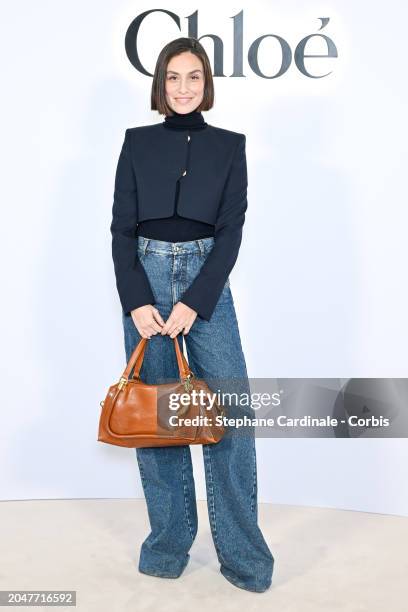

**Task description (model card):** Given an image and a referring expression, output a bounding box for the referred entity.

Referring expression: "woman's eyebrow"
[166,69,203,75]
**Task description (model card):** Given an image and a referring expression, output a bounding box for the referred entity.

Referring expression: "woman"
[110,37,274,593]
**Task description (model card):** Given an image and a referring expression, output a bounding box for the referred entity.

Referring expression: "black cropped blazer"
[110,122,248,322]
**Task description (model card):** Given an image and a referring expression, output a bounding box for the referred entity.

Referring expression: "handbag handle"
[132,335,191,380]
[118,334,193,389]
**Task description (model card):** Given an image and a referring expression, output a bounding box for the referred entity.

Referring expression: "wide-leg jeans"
[122,235,274,592]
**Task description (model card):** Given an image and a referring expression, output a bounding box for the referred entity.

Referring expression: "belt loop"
[143,238,150,255]
[196,239,204,256]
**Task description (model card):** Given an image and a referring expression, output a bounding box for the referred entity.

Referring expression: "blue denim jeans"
[122,235,274,592]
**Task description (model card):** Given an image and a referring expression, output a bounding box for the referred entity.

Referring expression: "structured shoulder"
[207,125,246,141]
[126,123,162,134]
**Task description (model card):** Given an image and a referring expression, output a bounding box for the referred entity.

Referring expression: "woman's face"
[165,51,205,114]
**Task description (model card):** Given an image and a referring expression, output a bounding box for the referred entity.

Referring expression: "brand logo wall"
[125,10,338,79]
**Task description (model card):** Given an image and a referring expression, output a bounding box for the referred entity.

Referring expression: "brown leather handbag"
[98,335,225,448]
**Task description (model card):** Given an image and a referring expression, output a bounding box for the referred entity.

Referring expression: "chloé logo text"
[125,11,338,79]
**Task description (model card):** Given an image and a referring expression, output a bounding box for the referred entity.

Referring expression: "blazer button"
[187,135,190,141]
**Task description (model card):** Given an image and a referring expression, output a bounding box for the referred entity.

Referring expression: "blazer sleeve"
[110,129,156,314]
[179,134,248,322]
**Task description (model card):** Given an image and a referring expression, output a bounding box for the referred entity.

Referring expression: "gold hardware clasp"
[183,372,194,392]
[118,376,128,390]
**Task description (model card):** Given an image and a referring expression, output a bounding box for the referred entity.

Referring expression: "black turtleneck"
[163,108,208,131]
[136,108,215,243]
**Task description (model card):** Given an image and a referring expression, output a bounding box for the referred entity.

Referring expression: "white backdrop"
[1,1,407,515]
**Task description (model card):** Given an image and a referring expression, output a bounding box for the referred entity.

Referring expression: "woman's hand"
[161,302,197,338]
[131,305,165,339]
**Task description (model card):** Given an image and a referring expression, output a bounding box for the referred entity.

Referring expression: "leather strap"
[121,335,192,382]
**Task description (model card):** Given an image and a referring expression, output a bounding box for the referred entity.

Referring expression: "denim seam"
[181,446,195,544]
[135,451,148,494]
[250,445,257,514]
[140,248,203,256]
[171,252,177,307]
[143,249,173,255]
[203,444,228,566]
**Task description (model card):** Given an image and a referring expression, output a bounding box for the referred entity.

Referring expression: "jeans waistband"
[137,235,214,256]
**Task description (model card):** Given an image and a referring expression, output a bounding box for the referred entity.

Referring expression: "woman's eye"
[167,74,200,81]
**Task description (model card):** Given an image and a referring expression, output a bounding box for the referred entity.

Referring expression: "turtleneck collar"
[163,108,207,131]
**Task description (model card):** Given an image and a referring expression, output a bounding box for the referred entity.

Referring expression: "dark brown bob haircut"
[151,37,214,116]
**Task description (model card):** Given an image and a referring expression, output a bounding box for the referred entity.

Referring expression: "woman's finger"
[152,307,165,326]
[149,320,164,334]
[168,321,184,338]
